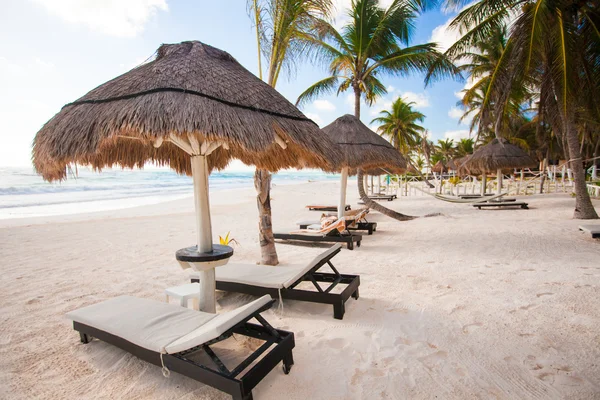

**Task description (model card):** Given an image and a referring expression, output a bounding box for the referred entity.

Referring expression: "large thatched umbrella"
[33,41,340,312]
[321,114,409,220]
[466,137,536,194]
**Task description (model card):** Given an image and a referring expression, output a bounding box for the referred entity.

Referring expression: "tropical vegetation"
[248,0,335,264]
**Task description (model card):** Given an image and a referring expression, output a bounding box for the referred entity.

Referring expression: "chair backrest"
[165,295,273,354]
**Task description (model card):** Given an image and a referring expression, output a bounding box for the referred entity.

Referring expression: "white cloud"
[444,129,471,141]
[429,18,462,53]
[400,91,430,109]
[448,106,463,119]
[312,99,336,111]
[31,0,168,37]
[386,85,395,93]
[304,112,324,127]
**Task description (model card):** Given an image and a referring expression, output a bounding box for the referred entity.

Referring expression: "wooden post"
[481,172,487,195]
[191,155,216,313]
[338,167,348,220]
[496,169,502,194]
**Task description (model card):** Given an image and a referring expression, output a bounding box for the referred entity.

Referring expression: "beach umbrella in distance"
[321,114,408,220]
[465,137,536,194]
[431,160,448,174]
[32,41,341,313]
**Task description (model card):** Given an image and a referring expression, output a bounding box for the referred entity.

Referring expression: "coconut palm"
[436,138,455,162]
[247,0,334,265]
[371,98,425,154]
[444,0,599,219]
[456,137,474,157]
[296,0,458,220]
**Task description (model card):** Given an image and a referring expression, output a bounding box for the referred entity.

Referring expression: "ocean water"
[0,167,339,219]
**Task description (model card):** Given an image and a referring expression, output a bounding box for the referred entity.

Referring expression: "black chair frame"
[72,300,294,400]
[207,247,360,319]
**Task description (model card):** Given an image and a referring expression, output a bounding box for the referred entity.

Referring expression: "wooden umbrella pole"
[497,168,503,195]
[338,167,348,219]
[191,155,213,253]
[191,154,216,313]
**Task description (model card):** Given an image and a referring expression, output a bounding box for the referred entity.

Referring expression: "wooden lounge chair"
[274,217,362,250]
[458,194,495,199]
[296,208,377,235]
[367,194,396,201]
[579,225,600,238]
[204,244,360,320]
[306,204,351,212]
[473,201,529,210]
[67,295,294,400]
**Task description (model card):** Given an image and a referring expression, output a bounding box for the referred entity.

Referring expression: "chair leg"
[80,332,90,344]
[232,392,253,400]
[333,301,345,320]
[283,352,294,374]
[347,241,354,250]
[352,288,360,300]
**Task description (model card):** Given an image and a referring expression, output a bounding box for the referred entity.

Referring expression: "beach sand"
[1,180,599,399]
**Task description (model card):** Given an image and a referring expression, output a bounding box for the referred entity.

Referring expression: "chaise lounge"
[296,208,377,235]
[274,217,362,250]
[473,201,529,210]
[67,295,294,400]
[579,225,600,238]
[306,204,351,212]
[204,244,360,320]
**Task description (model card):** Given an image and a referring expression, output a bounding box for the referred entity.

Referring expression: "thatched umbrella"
[466,137,536,194]
[431,160,448,174]
[33,41,340,312]
[321,114,409,220]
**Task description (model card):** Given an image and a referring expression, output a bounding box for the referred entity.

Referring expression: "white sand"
[1,180,599,399]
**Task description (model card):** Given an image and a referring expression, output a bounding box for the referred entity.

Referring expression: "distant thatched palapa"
[322,114,407,176]
[431,160,448,174]
[32,40,341,313]
[321,114,412,221]
[466,137,536,194]
[33,40,340,181]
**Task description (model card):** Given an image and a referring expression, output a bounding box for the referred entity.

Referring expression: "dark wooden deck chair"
[274,217,362,249]
[306,204,351,212]
[296,208,377,235]
[67,295,294,400]
[579,225,600,238]
[205,244,360,320]
[367,194,395,201]
[473,201,529,209]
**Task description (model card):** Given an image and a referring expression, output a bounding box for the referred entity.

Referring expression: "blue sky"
[0,0,471,168]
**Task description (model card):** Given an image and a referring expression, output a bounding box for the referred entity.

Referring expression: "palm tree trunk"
[357,169,415,220]
[564,117,598,219]
[354,87,361,119]
[254,169,279,264]
[352,86,417,221]
[406,158,435,188]
[539,148,549,194]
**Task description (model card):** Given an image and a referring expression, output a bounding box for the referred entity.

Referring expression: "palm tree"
[248,0,334,265]
[297,0,458,220]
[371,98,425,154]
[456,137,474,157]
[436,138,455,162]
[444,0,599,219]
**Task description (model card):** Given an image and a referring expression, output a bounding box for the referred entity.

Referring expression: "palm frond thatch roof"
[466,137,536,173]
[33,41,341,181]
[321,114,407,175]
[432,160,448,173]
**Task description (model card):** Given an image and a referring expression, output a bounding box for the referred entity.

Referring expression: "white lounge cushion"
[66,296,214,353]
[165,295,272,354]
[67,295,273,354]
[216,244,341,289]
[579,225,600,234]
